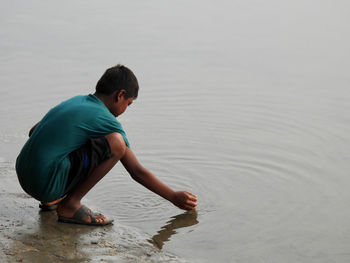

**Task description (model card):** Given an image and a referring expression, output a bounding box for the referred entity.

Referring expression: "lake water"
[1,0,350,262]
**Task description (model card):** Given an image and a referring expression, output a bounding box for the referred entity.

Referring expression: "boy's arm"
[29,122,39,137]
[121,147,197,211]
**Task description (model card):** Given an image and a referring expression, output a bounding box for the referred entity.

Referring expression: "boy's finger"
[184,204,197,210]
[188,195,197,202]
[186,200,197,207]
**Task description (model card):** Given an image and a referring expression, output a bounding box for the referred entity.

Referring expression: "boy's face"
[113,90,134,117]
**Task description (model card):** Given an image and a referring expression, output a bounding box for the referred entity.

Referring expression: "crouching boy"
[16,65,197,226]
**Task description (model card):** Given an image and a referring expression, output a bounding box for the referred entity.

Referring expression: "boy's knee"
[105,133,126,159]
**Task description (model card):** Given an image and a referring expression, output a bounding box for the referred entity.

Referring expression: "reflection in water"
[149,211,199,249]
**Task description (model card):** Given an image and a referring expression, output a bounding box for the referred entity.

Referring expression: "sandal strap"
[72,205,97,223]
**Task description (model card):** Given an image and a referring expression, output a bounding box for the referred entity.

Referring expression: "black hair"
[95,64,139,99]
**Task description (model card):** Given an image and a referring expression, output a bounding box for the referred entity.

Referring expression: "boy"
[16,65,197,226]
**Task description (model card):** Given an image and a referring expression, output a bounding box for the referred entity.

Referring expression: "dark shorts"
[64,137,112,195]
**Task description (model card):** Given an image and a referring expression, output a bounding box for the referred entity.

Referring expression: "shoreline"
[0,160,187,262]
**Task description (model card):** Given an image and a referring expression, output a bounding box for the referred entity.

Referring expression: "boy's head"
[95,65,139,117]
[96,64,139,99]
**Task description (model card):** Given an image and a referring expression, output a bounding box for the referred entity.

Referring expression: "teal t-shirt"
[16,94,129,202]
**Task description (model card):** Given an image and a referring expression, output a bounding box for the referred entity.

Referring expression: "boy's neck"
[93,92,113,110]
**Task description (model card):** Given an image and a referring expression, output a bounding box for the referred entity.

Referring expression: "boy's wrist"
[168,190,177,204]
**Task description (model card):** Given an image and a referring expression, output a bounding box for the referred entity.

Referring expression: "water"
[1,0,350,262]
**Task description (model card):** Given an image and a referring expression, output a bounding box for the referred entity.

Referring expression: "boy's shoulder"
[60,94,105,111]
[64,94,95,105]
[64,94,115,121]
[43,95,108,124]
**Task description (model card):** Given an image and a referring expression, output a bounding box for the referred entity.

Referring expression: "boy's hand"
[171,191,197,211]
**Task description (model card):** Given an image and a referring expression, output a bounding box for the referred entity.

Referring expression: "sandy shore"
[0,160,187,263]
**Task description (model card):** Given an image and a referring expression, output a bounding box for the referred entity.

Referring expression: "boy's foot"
[39,197,65,211]
[58,205,113,226]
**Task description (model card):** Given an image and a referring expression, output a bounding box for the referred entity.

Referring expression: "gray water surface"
[1,1,350,262]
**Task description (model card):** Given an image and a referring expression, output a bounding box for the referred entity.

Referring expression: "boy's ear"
[116,90,126,102]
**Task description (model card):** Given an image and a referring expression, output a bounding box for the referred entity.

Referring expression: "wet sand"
[0,160,194,263]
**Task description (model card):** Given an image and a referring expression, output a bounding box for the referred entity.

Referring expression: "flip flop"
[39,197,65,211]
[58,205,114,226]
[39,203,58,211]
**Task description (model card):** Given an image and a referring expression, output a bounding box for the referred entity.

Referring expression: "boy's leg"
[57,132,126,223]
